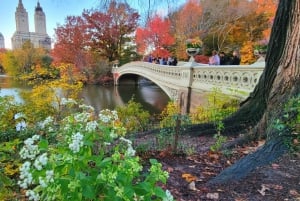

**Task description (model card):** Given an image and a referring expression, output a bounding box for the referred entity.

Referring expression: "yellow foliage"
[20,79,83,123]
[159,101,180,128]
[240,41,256,64]
[57,63,87,84]
[4,163,20,176]
[190,89,239,124]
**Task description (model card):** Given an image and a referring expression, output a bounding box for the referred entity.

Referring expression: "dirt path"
[137,135,300,201]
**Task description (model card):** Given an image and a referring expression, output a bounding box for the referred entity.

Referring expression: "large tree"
[204,0,300,183]
[52,16,90,71]
[83,1,139,62]
[136,15,175,57]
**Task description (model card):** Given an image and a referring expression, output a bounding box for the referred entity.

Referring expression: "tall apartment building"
[11,0,51,50]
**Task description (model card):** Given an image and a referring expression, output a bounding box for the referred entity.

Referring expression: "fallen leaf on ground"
[258,184,270,196]
[182,173,197,182]
[290,189,300,196]
[188,181,197,191]
[271,163,280,169]
[206,192,219,200]
[167,167,174,173]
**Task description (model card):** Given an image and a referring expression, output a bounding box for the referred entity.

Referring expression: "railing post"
[178,67,194,114]
[112,61,119,86]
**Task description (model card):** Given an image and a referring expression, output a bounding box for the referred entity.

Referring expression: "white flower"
[163,190,174,201]
[26,190,40,201]
[109,130,118,139]
[74,112,91,123]
[39,177,47,188]
[79,104,94,111]
[38,116,54,129]
[99,109,118,123]
[120,137,136,157]
[61,98,77,105]
[33,153,48,170]
[46,170,54,183]
[85,121,98,132]
[120,137,132,145]
[14,112,25,120]
[126,145,136,157]
[18,161,33,189]
[16,120,27,131]
[19,135,40,160]
[69,132,84,153]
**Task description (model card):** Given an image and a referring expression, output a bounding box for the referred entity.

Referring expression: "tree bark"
[209,0,300,183]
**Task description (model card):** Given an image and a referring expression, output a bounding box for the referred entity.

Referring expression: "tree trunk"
[209,0,300,184]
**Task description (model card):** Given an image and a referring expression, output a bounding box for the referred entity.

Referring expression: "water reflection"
[81,84,170,114]
[0,75,24,103]
[0,75,170,114]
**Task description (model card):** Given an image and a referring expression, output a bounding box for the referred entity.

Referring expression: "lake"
[0,75,170,114]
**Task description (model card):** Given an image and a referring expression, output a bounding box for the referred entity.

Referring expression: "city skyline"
[0,0,184,49]
[0,0,98,49]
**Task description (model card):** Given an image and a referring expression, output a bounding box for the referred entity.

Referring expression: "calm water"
[0,75,170,114]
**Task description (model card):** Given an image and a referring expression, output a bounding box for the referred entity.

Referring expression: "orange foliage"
[253,0,278,40]
[135,15,175,57]
[173,0,203,60]
[240,41,256,65]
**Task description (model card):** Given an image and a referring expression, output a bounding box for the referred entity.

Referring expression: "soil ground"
[136,135,300,201]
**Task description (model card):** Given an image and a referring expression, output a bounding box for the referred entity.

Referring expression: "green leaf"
[38,139,48,151]
[82,184,96,199]
[154,187,166,198]
[0,172,13,187]
[96,157,111,167]
[149,158,158,165]
[134,182,151,193]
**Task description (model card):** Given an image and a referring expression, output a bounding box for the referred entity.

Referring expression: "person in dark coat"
[230,50,241,65]
[219,51,229,65]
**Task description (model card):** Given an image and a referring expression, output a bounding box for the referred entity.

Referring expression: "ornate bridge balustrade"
[191,65,264,95]
[112,61,265,113]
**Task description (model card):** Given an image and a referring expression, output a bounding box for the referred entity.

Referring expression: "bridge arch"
[112,61,265,113]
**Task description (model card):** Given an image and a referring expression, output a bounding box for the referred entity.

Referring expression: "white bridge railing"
[112,61,265,99]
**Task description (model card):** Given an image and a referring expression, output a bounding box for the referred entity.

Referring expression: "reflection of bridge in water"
[112,61,265,113]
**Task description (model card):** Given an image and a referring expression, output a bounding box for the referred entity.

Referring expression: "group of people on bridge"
[145,49,241,66]
[209,50,241,65]
[147,55,178,66]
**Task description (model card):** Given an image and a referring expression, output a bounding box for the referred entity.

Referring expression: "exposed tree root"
[208,137,288,184]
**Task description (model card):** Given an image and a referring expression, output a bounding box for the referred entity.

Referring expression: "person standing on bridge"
[209,50,220,65]
[230,50,241,65]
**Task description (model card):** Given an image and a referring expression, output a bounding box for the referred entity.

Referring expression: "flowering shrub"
[18,100,174,201]
[186,38,203,49]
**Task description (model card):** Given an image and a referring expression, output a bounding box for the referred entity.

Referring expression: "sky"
[0,0,185,49]
[0,0,101,49]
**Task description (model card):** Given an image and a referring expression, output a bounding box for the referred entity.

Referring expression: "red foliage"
[51,16,90,71]
[83,1,139,61]
[194,55,209,64]
[136,15,175,57]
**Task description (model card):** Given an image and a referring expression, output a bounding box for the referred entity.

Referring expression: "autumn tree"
[52,16,90,72]
[190,0,299,183]
[253,0,278,40]
[136,15,175,58]
[168,0,203,60]
[83,1,139,62]
[0,41,53,78]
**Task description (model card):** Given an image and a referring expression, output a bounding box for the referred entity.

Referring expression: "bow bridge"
[112,61,265,113]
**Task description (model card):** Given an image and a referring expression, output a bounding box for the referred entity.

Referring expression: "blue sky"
[0,0,99,49]
[0,0,185,49]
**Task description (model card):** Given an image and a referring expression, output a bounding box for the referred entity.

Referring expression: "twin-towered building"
[8,0,51,50]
